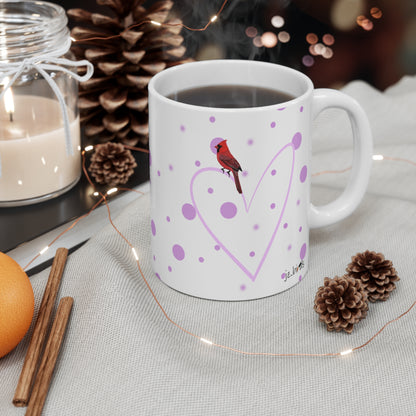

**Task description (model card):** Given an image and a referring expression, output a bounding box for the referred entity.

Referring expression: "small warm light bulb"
[93,191,99,197]
[210,15,218,22]
[151,20,162,26]
[39,246,49,255]
[372,154,384,161]
[200,337,213,345]
[340,349,353,356]
[107,187,118,195]
[84,145,94,152]
[132,247,139,261]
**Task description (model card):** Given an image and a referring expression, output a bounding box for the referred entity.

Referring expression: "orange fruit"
[0,252,34,358]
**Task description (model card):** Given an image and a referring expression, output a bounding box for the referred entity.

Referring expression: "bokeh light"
[370,7,382,19]
[306,33,318,45]
[245,26,258,38]
[261,31,278,48]
[322,47,334,59]
[253,36,263,47]
[302,55,314,67]
[331,0,365,31]
[277,31,290,43]
[271,15,285,28]
[322,34,335,46]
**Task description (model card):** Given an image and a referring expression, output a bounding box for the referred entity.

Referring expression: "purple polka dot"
[151,220,156,236]
[284,223,288,229]
[270,121,276,128]
[240,284,246,291]
[249,251,255,257]
[300,243,307,260]
[214,245,221,251]
[299,275,302,281]
[253,224,259,230]
[242,170,248,177]
[292,132,302,150]
[169,164,173,171]
[208,187,214,194]
[210,137,223,154]
[199,257,204,263]
[166,216,170,222]
[247,138,254,146]
[297,199,300,206]
[271,169,276,176]
[220,202,237,219]
[270,203,276,210]
[288,245,292,251]
[300,106,304,112]
[155,273,161,280]
[168,266,172,272]
[153,255,156,261]
[209,116,216,123]
[300,165,307,183]
[173,244,185,261]
[195,160,201,167]
[157,170,161,176]
[182,203,196,220]
[278,107,286,111]
[299,226,302,232]
[281,273,286,280]
[180,125,185,132]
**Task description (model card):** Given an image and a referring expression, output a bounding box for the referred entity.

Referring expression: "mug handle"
[309,89,373,229]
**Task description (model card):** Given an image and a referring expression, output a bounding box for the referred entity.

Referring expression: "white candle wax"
[0,95,81,203]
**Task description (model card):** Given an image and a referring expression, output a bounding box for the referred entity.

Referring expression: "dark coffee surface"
[167,85,294,108]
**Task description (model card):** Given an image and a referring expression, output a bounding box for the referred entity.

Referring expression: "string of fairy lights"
[20,0,416,358]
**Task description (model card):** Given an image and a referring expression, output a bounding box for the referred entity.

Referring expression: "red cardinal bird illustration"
[215,139,243,194]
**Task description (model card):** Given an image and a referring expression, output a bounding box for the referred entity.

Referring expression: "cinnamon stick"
[13,248,69,407]
[26,297,74,416]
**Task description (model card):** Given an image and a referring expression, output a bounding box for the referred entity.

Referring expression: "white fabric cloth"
[1,76,416,415]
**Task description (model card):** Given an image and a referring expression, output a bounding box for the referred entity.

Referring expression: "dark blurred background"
[61,0,416,90]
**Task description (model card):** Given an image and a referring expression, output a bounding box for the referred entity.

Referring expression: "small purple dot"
[195,160,201,167]
[208,187,214,194]
[278,107,286,111]
[172,244,185,261]
[153,255,156,261]
[292,132,302,150]
[180,125,185,132]
[209,116,216,123]
[240,284,246,291]
[166,216,170,222]
[270,121,276,128]
[157,170,161,176]
[242,170,248,177]
[220,202,237,219]
[155,273,161,280]
[271,169,277,176]
[299,226,302,232]
[168,266,172,272]
[297,199,300,206]
[270,203,276,210]
[300,243,307,260]
[281,273,286,280]
[214,245,221,251]
[300,165,307,183]
[199,257,204,263]
[151,220,156,236]
[253,224,259,230]
[284,223,288,229]
[299,275,302,281]
[182,203,196,220]
[169,164,173,171]
[249,251,255,257]
[247,138,254,146]
[300,106,304,112]
[288,245,292,251]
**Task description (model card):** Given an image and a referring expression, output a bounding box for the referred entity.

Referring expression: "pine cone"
[88,142,137,186]
[314,276,368,334]
[346,250,399,302]
[68,0,192,148]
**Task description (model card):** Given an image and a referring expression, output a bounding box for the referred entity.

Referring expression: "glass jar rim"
[0,1,69,62]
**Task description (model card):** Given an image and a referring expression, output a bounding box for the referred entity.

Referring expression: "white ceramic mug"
[148,60,372,301]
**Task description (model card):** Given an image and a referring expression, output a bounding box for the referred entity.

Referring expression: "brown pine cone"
[68,0,192,148]
[88,142,137,186]
[314,275,368,334]
[346,251,400,302]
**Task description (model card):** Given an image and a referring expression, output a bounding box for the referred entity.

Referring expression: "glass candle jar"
[0,1,92,206]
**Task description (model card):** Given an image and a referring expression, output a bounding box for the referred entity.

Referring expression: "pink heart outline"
[190,142,295,282]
